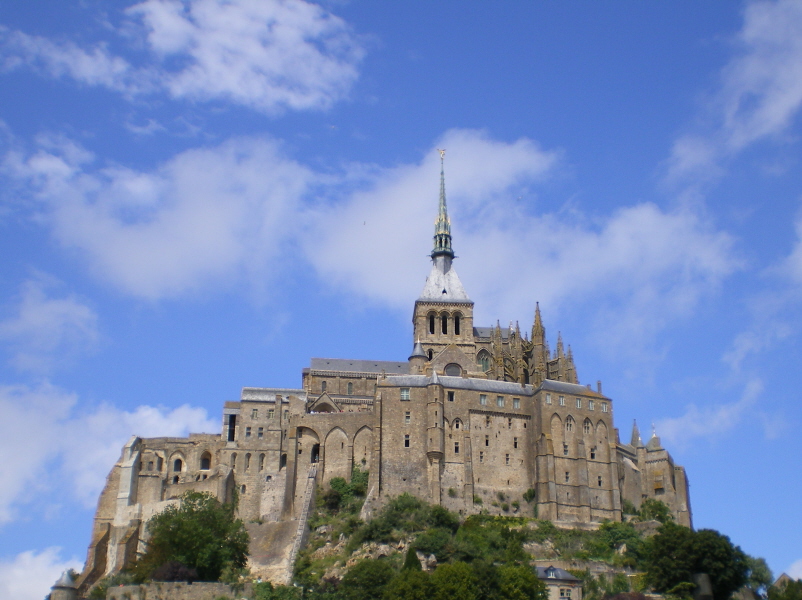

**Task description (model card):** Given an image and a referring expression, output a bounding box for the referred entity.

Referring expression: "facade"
[73,157,691,592]
[537,566,583,600]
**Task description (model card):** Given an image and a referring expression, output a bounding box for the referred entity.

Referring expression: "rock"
[316,525,332,534]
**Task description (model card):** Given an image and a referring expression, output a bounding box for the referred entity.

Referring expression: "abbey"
[73,157,691,593]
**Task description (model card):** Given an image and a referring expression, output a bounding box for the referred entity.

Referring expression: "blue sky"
[1,1,802,597]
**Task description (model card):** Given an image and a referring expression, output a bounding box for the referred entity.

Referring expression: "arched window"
[565,417,574,433]
[200,451,211,471]
[321,381,327,392]
[240,485,246,495]
[454,314,461,335]
[583,419,592,434]
[245,453,251,472]
[259,454,265,471]
[427,349,433,360]
[347,382,353,394]
[173,458,183,472]
[477,350,491,371]
[454,419,462,430]
[429,314,436,335]
[172,476,179,484]
[445,363,461,376]
[441,314,448,334]
[156,457,163,471]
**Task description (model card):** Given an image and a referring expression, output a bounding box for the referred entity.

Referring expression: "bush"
[339,559,396,600]
[473,495,483,505]
[414,528,453,561]
[448,487,457,498]
[523,489,536,503]
[151,560,198,582]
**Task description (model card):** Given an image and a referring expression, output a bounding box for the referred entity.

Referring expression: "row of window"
[400,388,524,410]
[243,408,285,420]
[562,472,604,487]
[427,311,463,336]
[562,442,602,460]
[546,393,608,413]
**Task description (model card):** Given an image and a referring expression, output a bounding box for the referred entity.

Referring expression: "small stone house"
[537,565,583,600]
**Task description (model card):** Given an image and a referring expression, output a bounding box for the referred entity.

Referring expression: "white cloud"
[0,0,364,114]
[656,377,763,446]
[667,0,802,180]
[0,382,218,522]
[788,558,802,579]
[5,135,313,300]
[0,275,98,373]
[307,129,739,348]
[0,547,82,600]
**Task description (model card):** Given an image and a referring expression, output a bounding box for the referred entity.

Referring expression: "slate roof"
[473,326,512,339]
[418,256,472,303]
[538,379,608,399]
[309,358,410,374]
[536,566,580,582]
[385,373,533,395]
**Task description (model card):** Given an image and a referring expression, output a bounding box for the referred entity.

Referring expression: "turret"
[408,340,427,374]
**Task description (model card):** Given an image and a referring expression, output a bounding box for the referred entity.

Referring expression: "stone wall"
[106,582,254,600]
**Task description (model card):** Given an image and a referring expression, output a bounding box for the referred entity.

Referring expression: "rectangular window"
[448,391,455,402]
[479,451,484,463]
[514,437,518,449]
[559,395,565,406]
[251,408,258,419]
[404,434,410,448]
[400,388,411,401]
[563,443,568,456]
[454,442,460,454]
[602,402,608,413]
[546,393,552,405]
[496,396,504,407]
[257,427,264,439]
[485,415,491,427]
[485,435,489,447]
[508,418,512,429]
[479,394,487,406]
[513,398,520,409]
[576,398,582,409]
[505,454,510,465]
[590,448,596,460]
[268,409,274,419]
[598,476,603,487]
[565,471,570,483]
[284,410,288,420]
[588,400,595,411]
[245,427,251,438]
[405,411,411,425]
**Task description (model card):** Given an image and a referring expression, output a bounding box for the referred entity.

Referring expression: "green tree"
[431,562,479,600]
[136,491,248,582]
[402,547,422,571]
[769,579,802,600]
[340,559,396,600]
[693,529,748,600]
[497,564,548,600]
[384,569,434,600]
[746,556,773,592]
[638,499,673,524]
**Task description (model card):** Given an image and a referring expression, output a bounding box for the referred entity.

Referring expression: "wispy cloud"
[0,275,98,373]
[0,382,218,523]
[0,547,82,600]
[0,0,364,114]
[667,0,802,181]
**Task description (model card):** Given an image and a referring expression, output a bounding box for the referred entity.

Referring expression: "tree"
[644,523,748,600]
[136,491,248,582]
[340,559,396,600]
[384,569,434,600]
[769,579,802,600]
[497,564,548,600]
[402,547,422,571]
[639,499,673,524]
[431,562,479,600]
[746,556,773,593]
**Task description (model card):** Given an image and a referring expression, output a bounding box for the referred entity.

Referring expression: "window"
[454,419,461,430]
[400,388,411,401]
[565,417,574,432]
[588,400,595,411]
[479,394,487,406]
[546,393,552,405]
[496,396,504,407]
[258,427,264,439]
[448,391,455,402]
[442,314,448,334]
[485,415,491,427]
[405,411,411,425]
[245,427,252,438]
[479,451,484,463]
[590,448,596,460]
[173,459,183,472]
[251,408,258,419]
[147,461,153,471]
[602,402,608,413]
[454,442,460,454]
[576,398,582,409]
[563,443,568,456]
[429,314,436,334]
[513,398,520,409]
[508,418,513,429]
[172,476,179,484]
[245,454,251,472]
[241,485,246,495]
[347,382,353,394]
[454,314,461,335]
[505,454,510,465]
[565,471,570,483]
[200,452,211,471]
[598,476,603,487]
[485,435,489,447]
[559,395,565,406]
[284,410,288,420]
[404,434,410,448]
[445,363,461,376]
[514,437,518,449]
[477,351,491,371]
[231,453,237,469]
[428,349,434,360]
[561,589,572,599]
[321,381,327,392]
[583,421,591,434]
[259,454,265,471]
[268,409,274,419]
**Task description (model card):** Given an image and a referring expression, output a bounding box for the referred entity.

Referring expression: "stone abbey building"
[74,157,692,592]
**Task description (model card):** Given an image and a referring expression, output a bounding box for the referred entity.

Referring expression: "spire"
[432,149,454,259]
[631,420,644,447]
[532,303,544,340]
[556,332,564,358]
[409,339,427,361]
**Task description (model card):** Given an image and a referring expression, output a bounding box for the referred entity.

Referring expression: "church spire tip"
[432,149,454,259]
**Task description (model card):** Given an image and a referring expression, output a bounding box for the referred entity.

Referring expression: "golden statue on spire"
[438,148,446,160]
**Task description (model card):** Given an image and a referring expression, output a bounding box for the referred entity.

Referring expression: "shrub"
[523,488,536,503]
[473,495,483,505]
[151,561,198,582]
[448,487,457,498]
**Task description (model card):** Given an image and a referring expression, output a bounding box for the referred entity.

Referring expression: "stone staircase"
[284,465,318,584]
